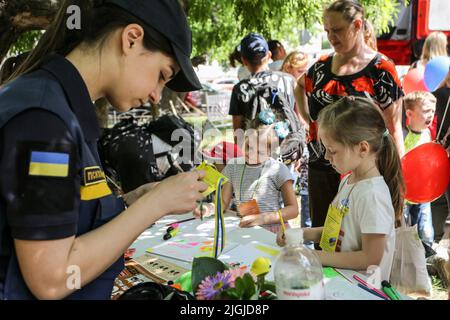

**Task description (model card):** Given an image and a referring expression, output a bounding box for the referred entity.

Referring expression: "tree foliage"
[3,0,408,65]
[8,30,42,56]
[188,0,408,64]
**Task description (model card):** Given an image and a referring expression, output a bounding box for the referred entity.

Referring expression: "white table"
[130,211,276,270]
[129,212,410,300]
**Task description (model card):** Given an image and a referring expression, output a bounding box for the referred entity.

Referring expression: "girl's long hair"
[317,97,405,226]
[421,31,448,65]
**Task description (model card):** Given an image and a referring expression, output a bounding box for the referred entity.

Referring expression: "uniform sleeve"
[373,57,405,109]
[354,188,394,235]
[0,109,80,240]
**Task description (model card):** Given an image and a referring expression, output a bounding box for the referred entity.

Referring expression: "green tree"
[1,0,407,64]
[187,0,408,65]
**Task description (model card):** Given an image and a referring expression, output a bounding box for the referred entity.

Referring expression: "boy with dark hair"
[268,39,287,71]
[229,33,299,132]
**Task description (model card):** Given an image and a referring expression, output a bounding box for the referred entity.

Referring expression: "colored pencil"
[333,268,353,283]
[353,275,391,300]
[165,217,196,226]
[357,283,388,300]
[277,210,286,235]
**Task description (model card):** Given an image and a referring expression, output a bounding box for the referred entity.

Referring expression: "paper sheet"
[147,236,238,263]
[324,276,383,300]
[218,241,281,281]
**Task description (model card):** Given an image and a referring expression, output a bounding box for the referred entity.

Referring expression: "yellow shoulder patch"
[80,166,111,200]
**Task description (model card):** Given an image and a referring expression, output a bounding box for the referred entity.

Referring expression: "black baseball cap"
[105,0,201,92]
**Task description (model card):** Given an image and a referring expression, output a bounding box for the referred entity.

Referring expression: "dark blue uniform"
[0,55,125,299]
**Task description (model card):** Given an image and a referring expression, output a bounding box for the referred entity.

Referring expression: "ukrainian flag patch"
[29,151,69,177]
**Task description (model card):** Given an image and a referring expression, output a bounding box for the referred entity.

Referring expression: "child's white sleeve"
[354,189,395,235]
[274,162,295,189]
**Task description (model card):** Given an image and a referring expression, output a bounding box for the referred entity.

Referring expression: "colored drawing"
[147,236,238,263]
[199,245,213,252]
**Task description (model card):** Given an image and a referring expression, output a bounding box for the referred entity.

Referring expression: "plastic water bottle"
[274,228,325,300]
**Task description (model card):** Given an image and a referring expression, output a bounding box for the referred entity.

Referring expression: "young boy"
[404,91,437,246]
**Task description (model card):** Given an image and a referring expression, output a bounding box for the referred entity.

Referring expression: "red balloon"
[402,142,450,203]
[402,68,428,94]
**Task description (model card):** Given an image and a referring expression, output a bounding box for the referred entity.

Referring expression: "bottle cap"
[285,228,303,245]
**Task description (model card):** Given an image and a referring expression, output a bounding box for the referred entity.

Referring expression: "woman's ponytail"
[377,133,405,227]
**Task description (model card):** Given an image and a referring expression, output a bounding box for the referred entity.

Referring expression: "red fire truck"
[377,0,450,65]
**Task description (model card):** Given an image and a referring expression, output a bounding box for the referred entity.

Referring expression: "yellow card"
[194,162,229,197]
[319,204,348,252]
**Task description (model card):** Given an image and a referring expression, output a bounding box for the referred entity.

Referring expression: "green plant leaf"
[241,274,257,300]
[234,276,246,297]
[220,288,241,300]
[261,281,276,293]
[191,257,228,293]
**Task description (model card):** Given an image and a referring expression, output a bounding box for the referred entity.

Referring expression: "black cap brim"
[166,44,202,92]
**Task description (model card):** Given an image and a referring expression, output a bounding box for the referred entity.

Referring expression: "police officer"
[0,0,207,299]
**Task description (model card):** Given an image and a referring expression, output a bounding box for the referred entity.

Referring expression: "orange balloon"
[402,142,450,203]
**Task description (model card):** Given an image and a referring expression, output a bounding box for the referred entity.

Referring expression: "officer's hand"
[152,170,208,215]
[123,182,160,205]
[276,230,286,247]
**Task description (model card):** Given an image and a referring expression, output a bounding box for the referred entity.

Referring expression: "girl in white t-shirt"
[277,96,404,281]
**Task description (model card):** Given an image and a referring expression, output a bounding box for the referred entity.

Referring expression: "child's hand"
[239,214,264,228]
[193,206,203,219]
[193,203,215,219]
[276,231,286,247]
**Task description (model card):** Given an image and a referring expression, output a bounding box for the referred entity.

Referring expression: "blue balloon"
[424,56,450,91]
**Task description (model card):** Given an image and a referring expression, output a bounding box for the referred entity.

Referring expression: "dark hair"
[317,97,405,226]
[228,45,242,68]
[268,40,284,60]
[325,0,365,23]
[0,52,29,84]
[245,53,268,67]
[7,0,173,83]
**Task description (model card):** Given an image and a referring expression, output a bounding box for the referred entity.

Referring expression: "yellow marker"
[194,162,229,197]
[277,210,286,235]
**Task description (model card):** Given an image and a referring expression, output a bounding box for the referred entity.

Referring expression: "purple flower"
[196,271,232,300]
